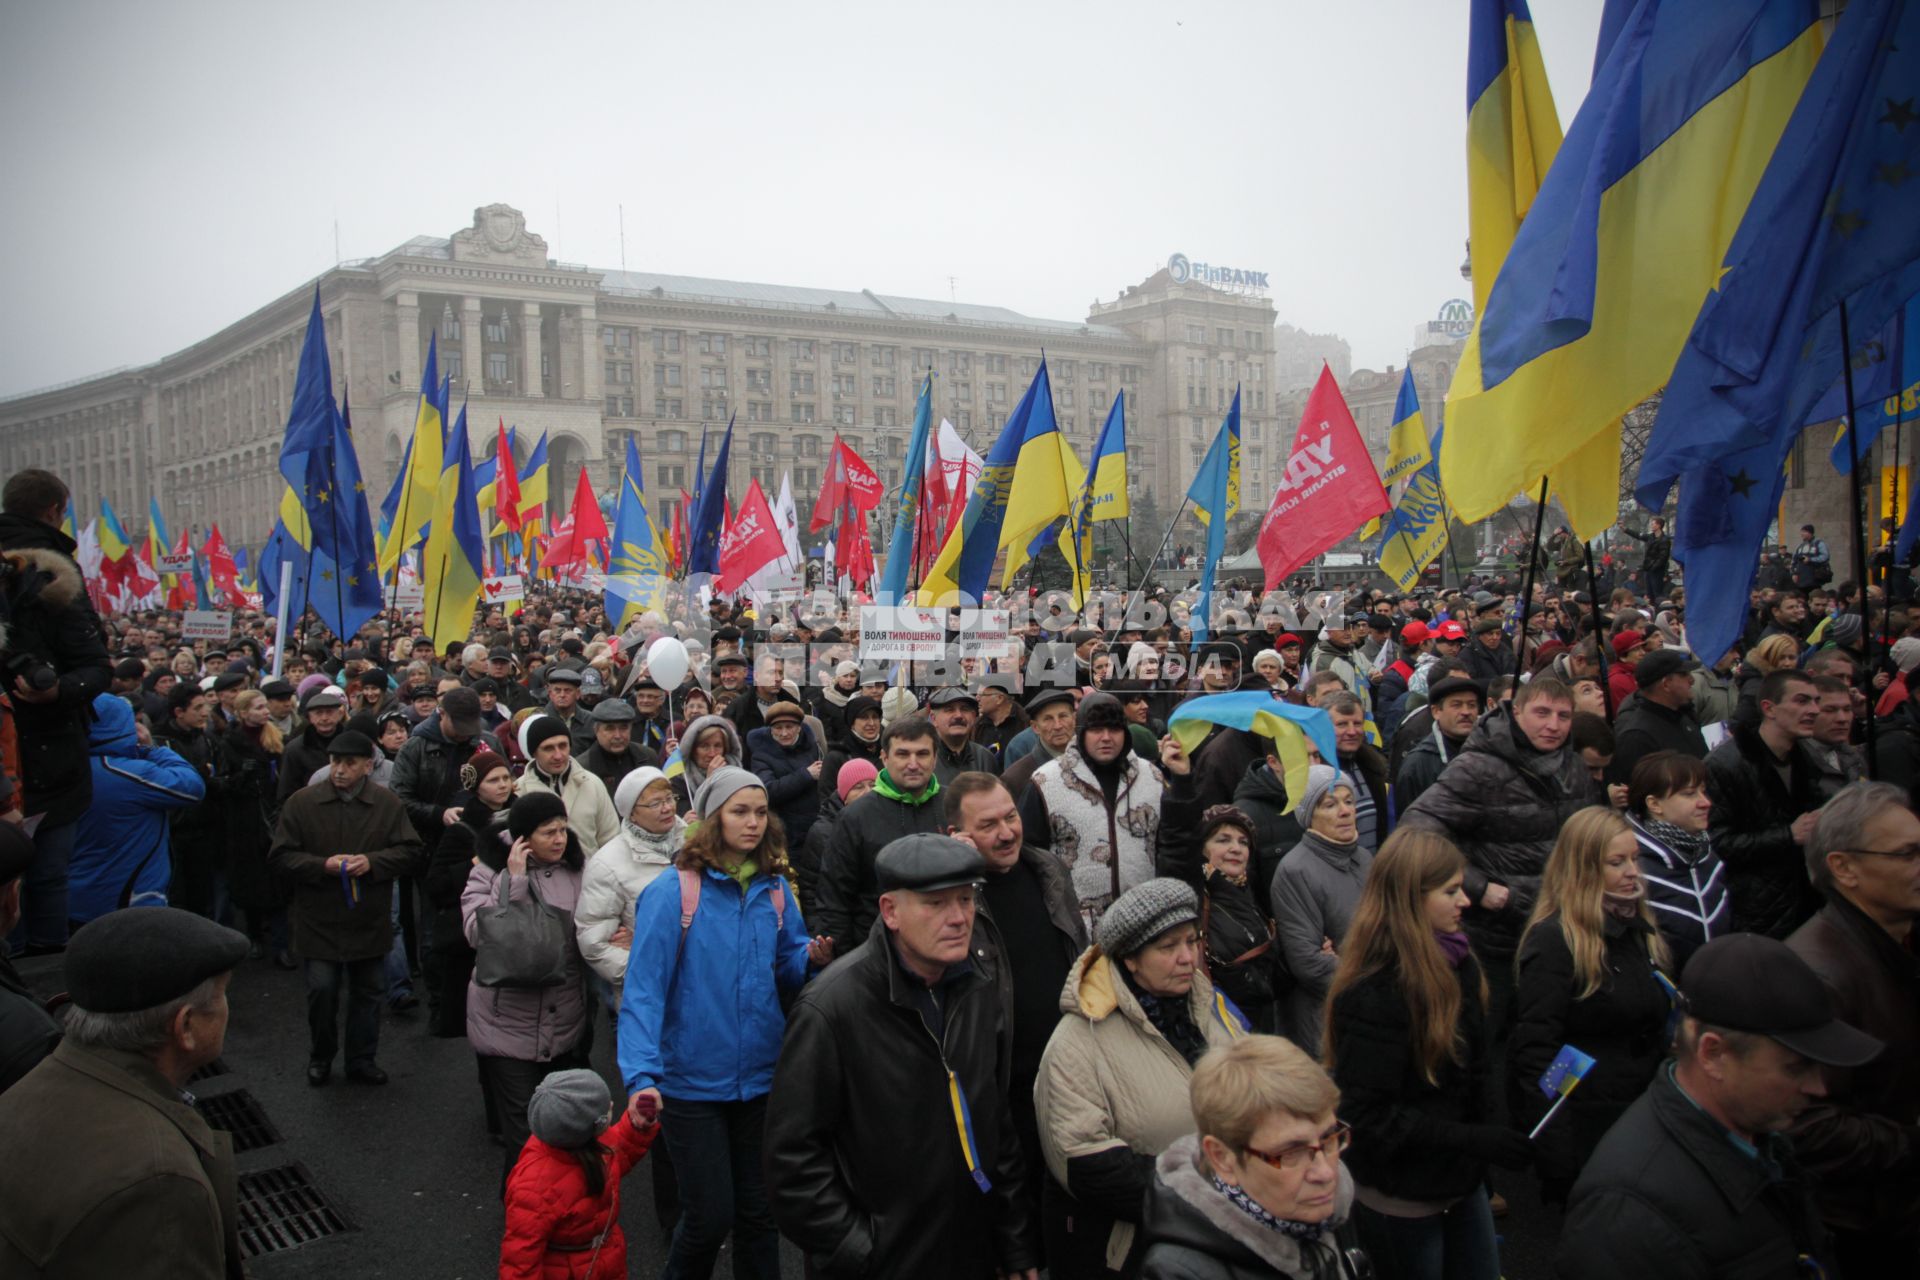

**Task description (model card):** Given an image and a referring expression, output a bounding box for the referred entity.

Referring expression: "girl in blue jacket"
[71,694,205,922]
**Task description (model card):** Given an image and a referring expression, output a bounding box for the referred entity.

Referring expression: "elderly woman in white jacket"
[575,766,686,1004]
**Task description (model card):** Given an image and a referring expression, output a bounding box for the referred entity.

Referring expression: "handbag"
[472,866,572,989]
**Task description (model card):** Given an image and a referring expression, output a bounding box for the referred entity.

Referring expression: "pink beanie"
[836,758,879,803]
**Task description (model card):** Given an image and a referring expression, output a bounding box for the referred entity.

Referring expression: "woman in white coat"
[577,766,687,1005]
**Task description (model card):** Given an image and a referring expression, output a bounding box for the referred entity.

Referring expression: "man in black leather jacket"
[765,835,1037,1280]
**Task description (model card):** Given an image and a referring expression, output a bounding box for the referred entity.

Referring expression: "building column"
[395,291,421,394]
[577,305,602,405]
[462,297,484,393]
[522,301,545,398]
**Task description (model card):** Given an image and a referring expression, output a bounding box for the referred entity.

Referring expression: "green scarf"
[726,858,759,893]
[873,768,941,806]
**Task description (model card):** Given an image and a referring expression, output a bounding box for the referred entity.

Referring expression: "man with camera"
[0,470,112,955]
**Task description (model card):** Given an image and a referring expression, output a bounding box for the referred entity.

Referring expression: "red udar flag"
[838,439,882,512]
[809,433,848,533]
[1255,364,1390,591]
[716,480,787,592]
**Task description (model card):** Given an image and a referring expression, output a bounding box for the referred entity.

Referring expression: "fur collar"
[1152,1134,1352,1272]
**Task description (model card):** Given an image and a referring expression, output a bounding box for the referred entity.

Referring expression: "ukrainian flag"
[98,499,134,564]
[999,362,1077,588]
[919,368,1045,607]
[1441,0,1824,532]
[378,335,447,574]
[1362,368,1434,540]
[1169,693,1338,815]
[1057,391,1128,608]
[607,435,669,629]
[420,397,485,646]
[148,497,176,593]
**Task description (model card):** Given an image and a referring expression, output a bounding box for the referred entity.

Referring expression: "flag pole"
[1840,301,1877,778]
[1511,479,1552,680]
[271,560,294,679]
[1585,541,1614,724]
[1112,495,1192,646]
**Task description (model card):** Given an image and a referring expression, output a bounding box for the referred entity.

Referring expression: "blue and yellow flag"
[1362,368,1434,540]
[999,361,1076,588]
[147,497,175,592]
[1443,0,1824,533]
[98,498,134,563]
[379,335,447,573]
[607,435,669,628]
[687,418,734,578]
[1056,391,1129,608]
[919,367,1046,607]
[420,397,485,646]
[1186,389,1241,643]
[1168,692,1336,815]
[879,372,936,603]
[1637,0,1916,668]
[1379,426,1451,594]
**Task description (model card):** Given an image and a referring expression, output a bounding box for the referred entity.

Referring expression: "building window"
[697,332,728,356]
[793,402,816,423]
[653,331,682,354]
[446,352,463,381]
[655,397,683,418]
[751,432,779,459]
[658,464,685,487]
[985,354,1008,374]
[702,396,728,419]
[912,347,936,370]
[1055,360,1075,381]
[441,306,461,341]
[1186,325,1206,344]
[791,371,816,394]
[486,352,510,382]
[1245,331,1264,350]
[1060,388,1075,408]
[874,407,897,428]
[1120,365,1140,384]
[1089,362,1109,380]
[831,374,857,396]
[662,430,687,451]
[601,325,632,352]
[833,342,857,364]
[951,381,972,401]
[956,411,971,432]
[796,466,819,492]
[948,352,972,376]
[485,314,511,344]
[790,339,816,362]
[1214,328,1231,347]
[700,366,727,389]
[605,394,635,417]
[1092,389,1109,411]
[833,405,856,425]
[987,382,1007,404]
[871,345,896,368]
[872,375,896,397]
[605,361,633,385]
[744,335,772,358]
[656,364,682,388]
[748,400,775,422]
[1020,356,1039,378]
[796,435,821,457]
[746,368,771,391]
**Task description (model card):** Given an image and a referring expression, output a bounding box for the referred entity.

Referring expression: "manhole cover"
[187,1058,231,1083]
[235,1164,352,1258]
[193,1089,282,1153]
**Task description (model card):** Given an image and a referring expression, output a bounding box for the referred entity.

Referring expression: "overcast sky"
[0,0,1604,399]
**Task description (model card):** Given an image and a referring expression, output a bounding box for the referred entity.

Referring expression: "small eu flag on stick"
[1530,1045,1596,1139]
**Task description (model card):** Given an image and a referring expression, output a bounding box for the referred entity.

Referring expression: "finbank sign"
[1168,253,1269,296]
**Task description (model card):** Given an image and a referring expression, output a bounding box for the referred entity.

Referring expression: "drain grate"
[193,1089,282,1153]
[235,1164,352,1258]
[187,1058,230,1084]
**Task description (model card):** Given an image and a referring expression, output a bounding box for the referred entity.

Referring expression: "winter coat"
[1228,762,1304,916]
[1690,668,1739,728]
[1326,955,1497,1202]
[1870,697,1920,810]
[1629,817,1731,969]
[616,858,812,1099]
[1398,705,1601,959]
[1558,1066,1837,1280]
[667,714,743,815]
[998,738,1057,803]
[1391,724,1466,820]
[461,835,590,1063]
[1511,912,1672,1199]
[765,917,1036,1280]
[391,717,487,845]
[152,716,223,852]
[514,763,620,855]
[0,1040,243,1279]
[747,722,823,847]
[576,741,658,807]
[1607,692,1707,786]
[1158,777,1279,1031]
[1138,1135,1355,1280]
[1374,659,1416,741]
[794,789,842,922]
[1704,721,1824,938]
[1270,832,1373,1057]
[1786,892,1920,1241]
[932,733,1000,788]
[276,721,342,808]
[1607,660,1640,711]
[0,525,113,827]
[499,1113,657,1280]
[575,820,683,989]
[813,775,948,956]
[71,694,204,923]
[1036,948,1247,1274]
[269,777,423,962]
[212,723,284,917]
[1188,728,1267,813]
[1024,743,1166,933]
[426,798,509,956]
[820,733,880,801]
[1463,637,1509,685]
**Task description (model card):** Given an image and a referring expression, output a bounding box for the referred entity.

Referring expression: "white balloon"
[645,636,690,691]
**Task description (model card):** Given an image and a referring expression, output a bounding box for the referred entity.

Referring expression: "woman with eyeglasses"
[1324,830,1521,1280]
[1139,1034,1362,1280]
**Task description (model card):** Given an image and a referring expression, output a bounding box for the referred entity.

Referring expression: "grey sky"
[0,0,1603,399]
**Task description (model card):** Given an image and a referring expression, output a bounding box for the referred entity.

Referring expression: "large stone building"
[0,204,1290,552]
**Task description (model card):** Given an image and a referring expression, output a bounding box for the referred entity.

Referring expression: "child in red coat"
[500,1069,659,1280]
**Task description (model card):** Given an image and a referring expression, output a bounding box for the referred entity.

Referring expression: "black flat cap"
[875,834,988,894]
[712,653,748,669]
[1025,687,1076,716]
[1425,675,1486,707]
[591,699,637,723]
[261,679,295,699]
[1635,649,1702,687]
[440,686,484,737]
[1682,934,1881,1067]
[1472,618,1506,636]
[327,729,375,758]
[211,671,248,692]
[66,907,249,1013]
[929,686,978,709]
[301,685,347,711]
[488,646,515,661]
[544,667,584,685]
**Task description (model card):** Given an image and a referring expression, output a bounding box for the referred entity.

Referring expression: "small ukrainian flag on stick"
[1529,1044,1596,1139]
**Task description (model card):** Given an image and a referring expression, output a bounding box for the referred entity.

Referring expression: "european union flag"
[687,418,733,577]
[1538,1044,1595,1098]
[1637,0,1920,666]
[1187,388,1241,643]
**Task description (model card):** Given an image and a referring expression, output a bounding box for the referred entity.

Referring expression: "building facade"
[0,205,1293,554]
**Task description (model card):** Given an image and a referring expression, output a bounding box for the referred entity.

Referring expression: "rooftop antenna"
[948,276,957,302]
[619,203,627,272]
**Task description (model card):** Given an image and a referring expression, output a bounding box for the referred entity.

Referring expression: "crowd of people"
[0,465,1913,1279]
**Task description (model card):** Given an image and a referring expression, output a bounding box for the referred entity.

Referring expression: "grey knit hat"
[692,764,764,818]
[1827,614,1863,648]
[1296,765,1350,823]
[526,1068,610,1148]
[1096,878,1201,959]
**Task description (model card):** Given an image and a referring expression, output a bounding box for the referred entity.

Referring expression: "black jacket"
[1138,1138,1354,1280]
[425,798,509,954]
[813,781,949,956]
[765,918,1035,1279]
[747,723,824,849]
[1159,776,1279,1029]
[576,740,659,809]
[277,722,341,809]
[1392,724,1465,819]
[1227,762,1304,917]
[1607,692,1708,786]
[1704,721,1823,938]
[152,716,225,850]
[1511,912,1671,1199]
[1400,706,1602,959]
[1558,1067,1837,1280]
[821,734,881,801]
[0,520,112,825]
[390,718,486,845]
[1326,956,1501,1202]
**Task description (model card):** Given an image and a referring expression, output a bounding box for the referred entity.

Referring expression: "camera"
[1,651,57,694]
